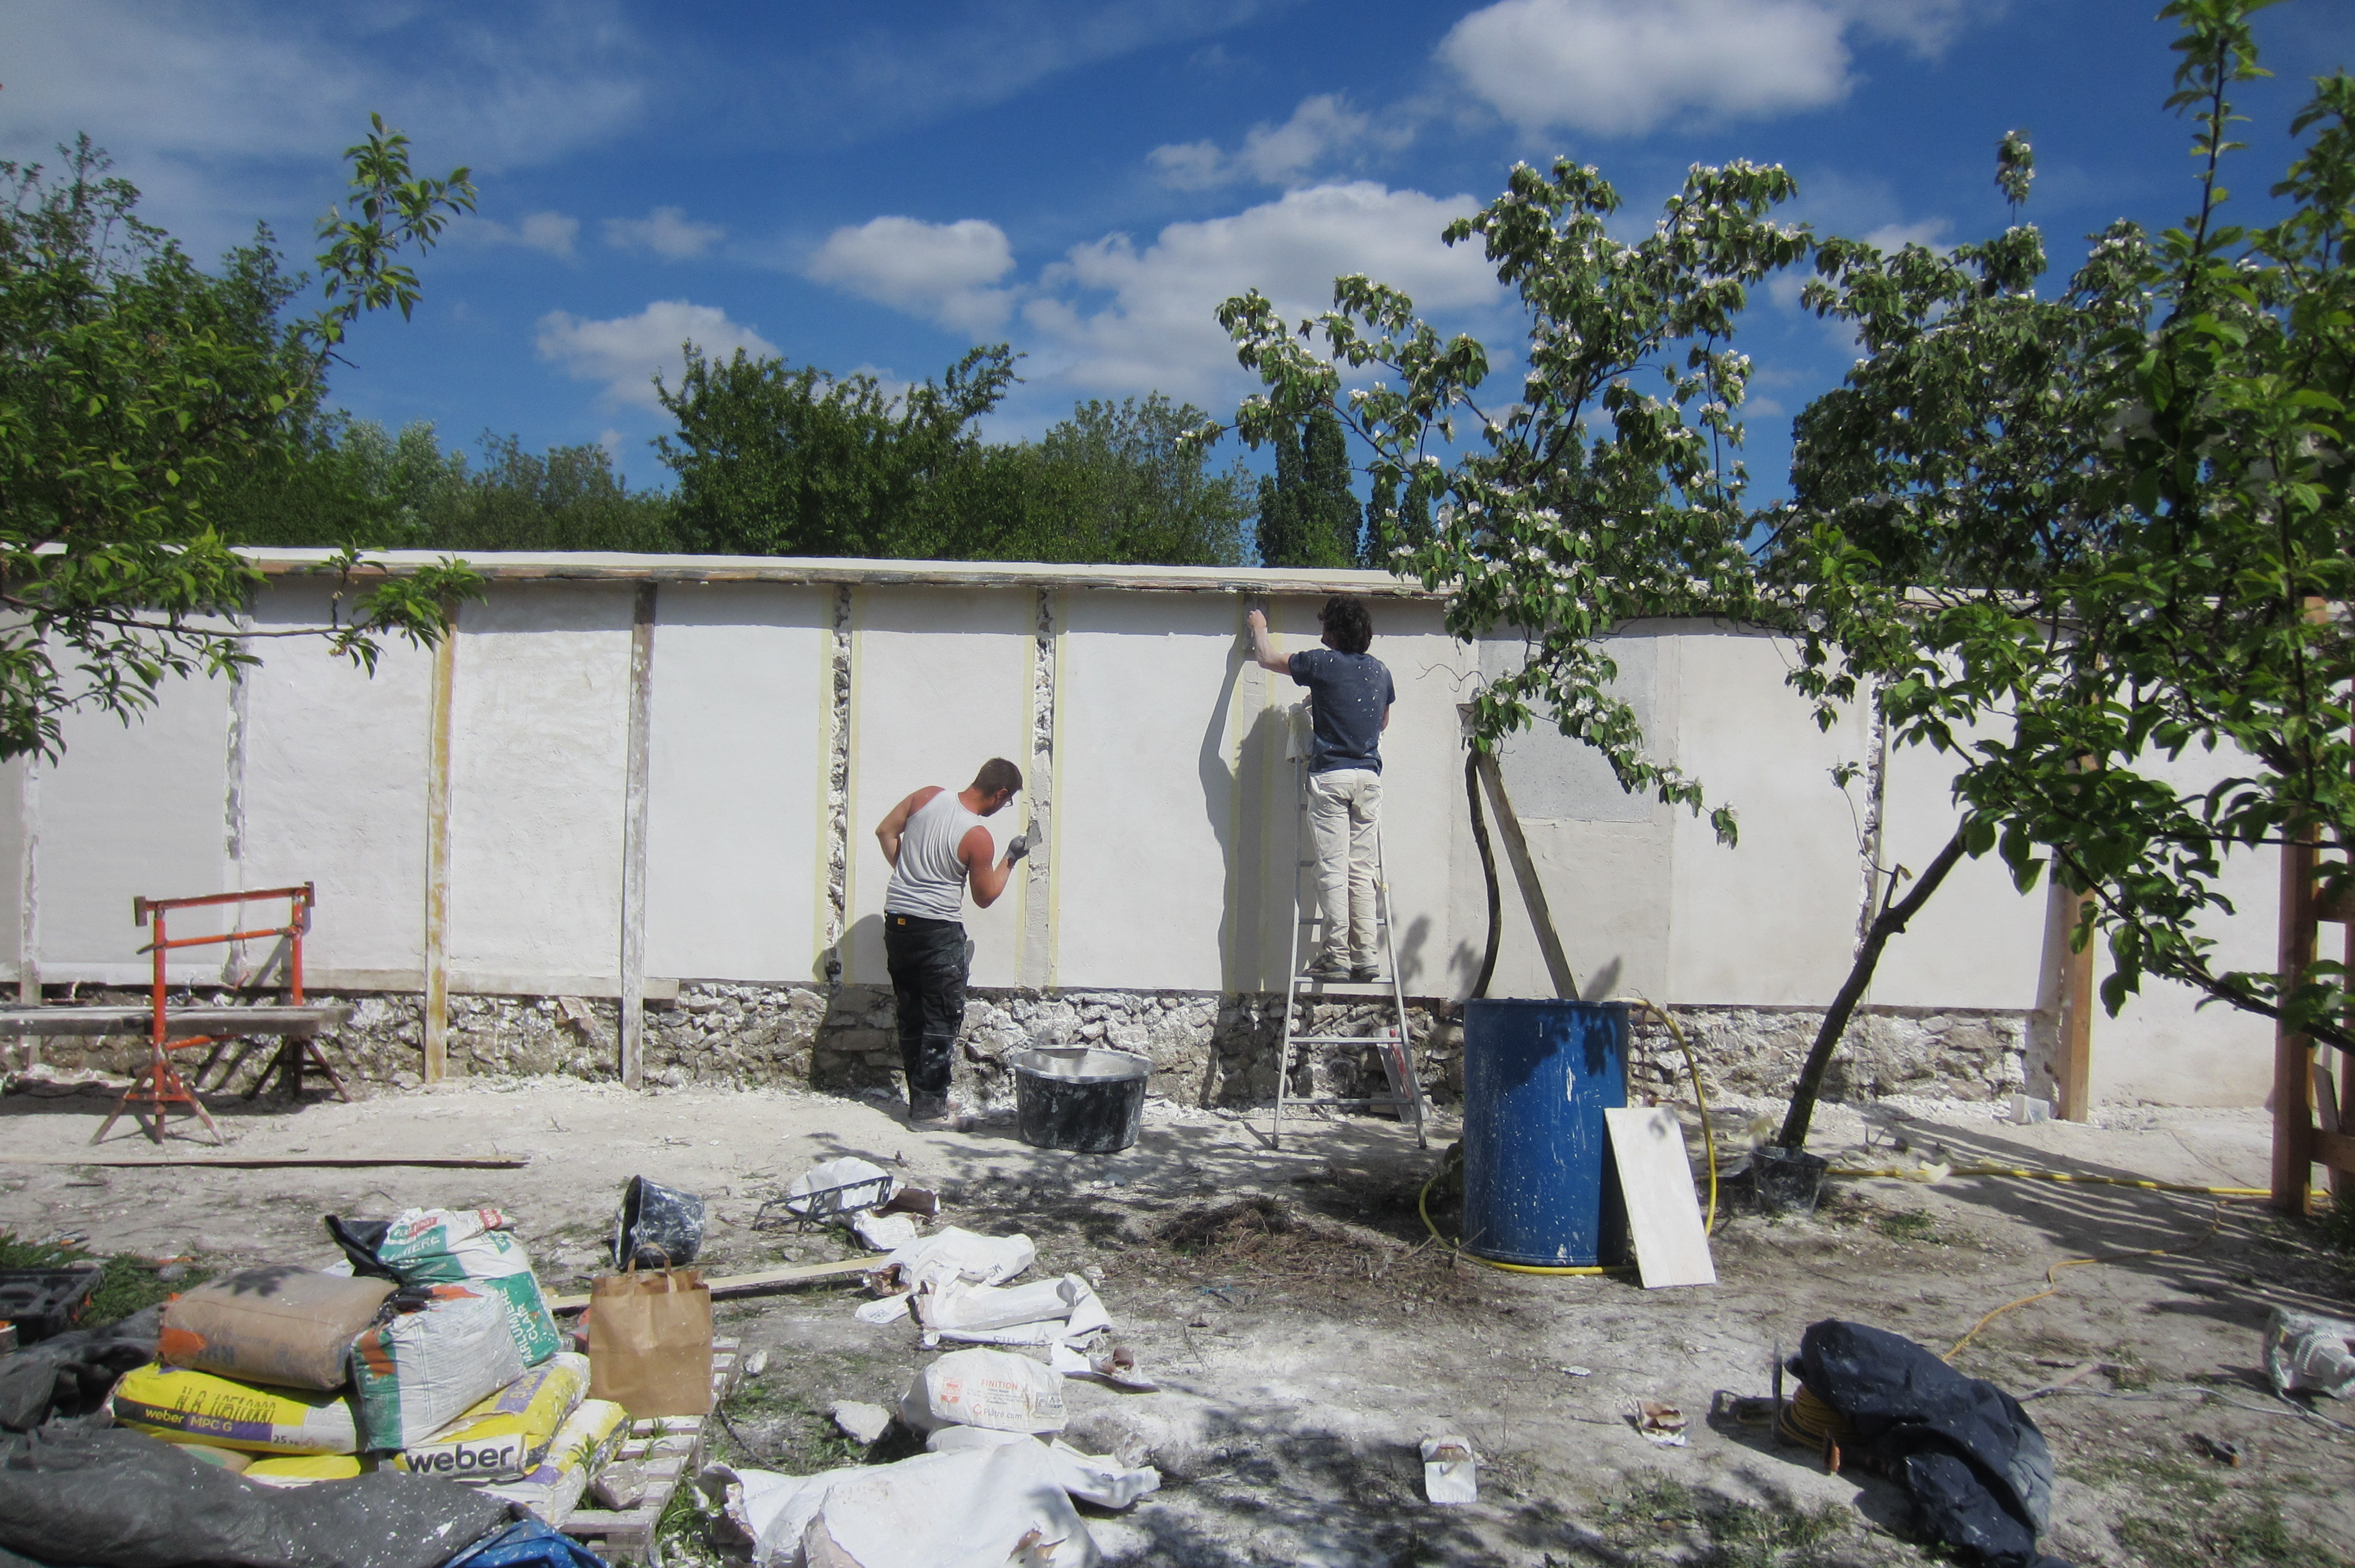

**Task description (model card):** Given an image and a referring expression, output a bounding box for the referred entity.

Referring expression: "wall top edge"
[240,549,1449,599]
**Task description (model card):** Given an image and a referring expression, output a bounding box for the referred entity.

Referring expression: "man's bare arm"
[963,825,1019,908]
[875,786,944,868]
[1246,607,1292,676]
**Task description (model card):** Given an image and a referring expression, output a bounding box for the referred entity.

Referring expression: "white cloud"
[604,206,725,259]
[1438,0,1995,138]
[465,211,582,258]
[805,217,1018,334]
[1024,181,1501,401]
[1149,94,1397,190]
[0,1,647,253]
[535,300,778,410]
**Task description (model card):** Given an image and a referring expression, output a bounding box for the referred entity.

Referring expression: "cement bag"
[158,1267,395,1390]
[697,1463,859,1566]
[920,1431,1162,1510]
[372,1208,562,1367]
[897,1348,1065,1435]
[920,1275,1112,1348]
[244,1454,368,1487]
[350,1286,526,1451]
[394,1351,589,1483]
[111,1362,360,1454]
[481,1398,628,1524]
[884,1228,1035,1293]
[800,1441,1098,1568]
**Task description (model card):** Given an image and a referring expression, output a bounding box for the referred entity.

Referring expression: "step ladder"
[1271,757,1428,1149]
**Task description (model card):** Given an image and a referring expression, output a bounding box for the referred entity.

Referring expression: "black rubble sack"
[0,1425,515,1568]
[1795,1320,2071,1568]
[0,1307,161,1433]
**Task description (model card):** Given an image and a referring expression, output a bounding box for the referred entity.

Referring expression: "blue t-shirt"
[1288,647,1395,774]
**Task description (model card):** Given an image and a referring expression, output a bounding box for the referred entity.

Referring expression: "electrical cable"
[1942,1202,2226,1363]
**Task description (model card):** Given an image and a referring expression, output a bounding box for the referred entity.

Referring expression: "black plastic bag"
[1794,1320,2071,1568]
[323,1217,401,1281]
[611,1177,703,1270]
[0,1307,160,1433]
[0,1424,514,1568]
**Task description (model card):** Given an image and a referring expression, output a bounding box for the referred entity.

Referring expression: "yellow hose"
[1417,996,1716,1276]
[1832,1164,2268,1198]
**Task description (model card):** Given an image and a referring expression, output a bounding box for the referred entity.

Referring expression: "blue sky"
[6,1,2350,498]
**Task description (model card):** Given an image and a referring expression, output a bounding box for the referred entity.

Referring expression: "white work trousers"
[1306,768,1383,969]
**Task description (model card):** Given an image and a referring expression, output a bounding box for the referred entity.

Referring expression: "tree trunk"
[1466,752,1502,999]
[1777,823,1973,1152]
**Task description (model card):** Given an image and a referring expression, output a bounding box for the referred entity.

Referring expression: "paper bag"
[587,1268,712,1417]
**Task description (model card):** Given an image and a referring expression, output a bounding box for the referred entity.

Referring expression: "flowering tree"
[0,118,481,761]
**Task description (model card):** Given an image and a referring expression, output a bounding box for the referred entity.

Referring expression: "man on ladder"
[1248,596,1395,979]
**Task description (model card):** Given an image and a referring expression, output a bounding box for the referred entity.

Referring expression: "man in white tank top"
[875,758,1026,1127]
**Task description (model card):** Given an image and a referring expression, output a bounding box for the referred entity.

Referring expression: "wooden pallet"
[558,1339,744,1566]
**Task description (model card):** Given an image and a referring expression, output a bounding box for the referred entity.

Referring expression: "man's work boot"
[1351,965,1381,983]
[908,1091,960,1129]
[1306,958,1352,981]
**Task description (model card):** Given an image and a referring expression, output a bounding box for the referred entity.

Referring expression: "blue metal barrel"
[1460,999,1629,1267]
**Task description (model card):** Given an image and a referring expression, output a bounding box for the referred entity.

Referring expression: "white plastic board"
[1604,1107,1717,1288]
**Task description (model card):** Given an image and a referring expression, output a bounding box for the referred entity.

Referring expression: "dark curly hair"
[1317,596,1373,654]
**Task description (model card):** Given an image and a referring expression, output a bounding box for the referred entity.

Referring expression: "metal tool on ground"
[92,883,351,1145]
[1270,752,1427,1149]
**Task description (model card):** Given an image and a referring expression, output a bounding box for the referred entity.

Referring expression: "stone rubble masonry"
[8,987,2027,1108]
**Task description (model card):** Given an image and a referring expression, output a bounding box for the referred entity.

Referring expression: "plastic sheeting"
[1794,1320,2070,1568]
[0,1307,159,1433]
[0,1424,514,1568]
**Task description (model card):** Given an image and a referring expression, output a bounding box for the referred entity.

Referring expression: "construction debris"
[1420,1434,1478,1504]
[830,1399,894,1445]
[2263,1306,2355,1400]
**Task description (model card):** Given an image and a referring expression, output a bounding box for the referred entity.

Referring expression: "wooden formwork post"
[2275,830,2319,1214]
[2056,887,2098,1121]
[619,582,656,1089]
[422,607,458,1084]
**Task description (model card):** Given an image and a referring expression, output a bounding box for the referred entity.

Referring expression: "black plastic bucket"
[1012,1048,1151,1154]
[1746,1145,1829,1216]
[613,1175,706,1268]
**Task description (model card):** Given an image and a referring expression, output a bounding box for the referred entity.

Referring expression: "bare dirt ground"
[4,1072,2350,1567]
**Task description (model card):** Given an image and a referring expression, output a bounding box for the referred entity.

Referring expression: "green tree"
[0,121,479,760]
[1020,394,1250,565]
[1769,0,2355,1150]
[655,344,1019,557]
[1252,406,1361,567]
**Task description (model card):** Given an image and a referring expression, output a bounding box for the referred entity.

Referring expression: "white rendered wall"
[1666,629,1876,1004]
[843,586,1032,990]
[241,582,433,977]
[1866,725,2045,1011]
[446,584,633,983]
[2088,743,2280,1106]
[643,583,828,982]
[1052,591,1251,991]
[38,667,230,983]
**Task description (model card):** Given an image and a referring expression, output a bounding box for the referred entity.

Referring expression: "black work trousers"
[883,912,967,1098]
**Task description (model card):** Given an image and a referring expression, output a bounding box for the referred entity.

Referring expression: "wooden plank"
[619,583,655,1091]
[2316,1128,2355,1177]
[423,612,457,1085]
[546,1255,880,1313]
[1474,753,1578,999]
[241,549,1447,602]
[1603,1107,1716,1289]
[0,1004,351,1038]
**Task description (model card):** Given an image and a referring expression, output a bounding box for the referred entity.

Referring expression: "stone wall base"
[6,987,2027,1111]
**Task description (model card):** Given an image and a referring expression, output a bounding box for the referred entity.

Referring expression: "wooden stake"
[620,583,656,1090]
[422,607,457,1084]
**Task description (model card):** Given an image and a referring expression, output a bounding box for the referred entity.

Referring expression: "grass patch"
[0,1229,210,1330]
[1873,1210,1947,1245]
[2112,1491,2347,1568]
[2321,1192,2355,1258]
[1574,1474,1859,1567]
